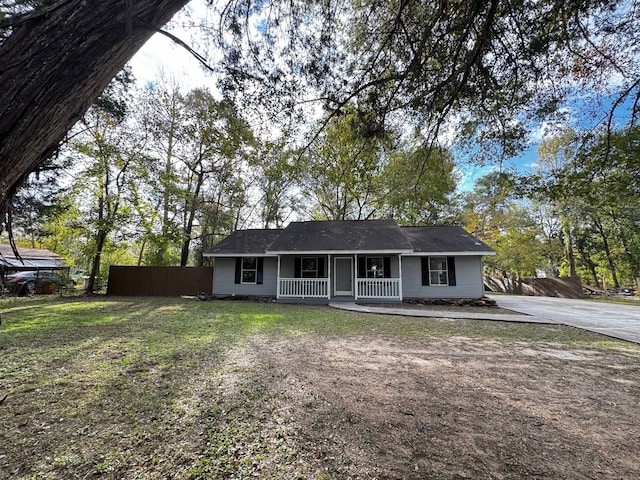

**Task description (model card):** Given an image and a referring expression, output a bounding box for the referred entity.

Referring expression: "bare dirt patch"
[2,299,639,479]
[237,334,640,479]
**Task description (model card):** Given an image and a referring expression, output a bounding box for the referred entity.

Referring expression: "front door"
[334,257,353,296]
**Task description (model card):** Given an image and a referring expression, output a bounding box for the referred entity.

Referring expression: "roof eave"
[267,249,415,255]
[403,251,496,256]
[202,253,278,257]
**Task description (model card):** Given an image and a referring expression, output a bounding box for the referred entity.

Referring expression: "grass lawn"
[1,296,639,479]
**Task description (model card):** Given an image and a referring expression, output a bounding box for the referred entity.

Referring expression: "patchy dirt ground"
[231,334,640,479]
[2,300,639,480]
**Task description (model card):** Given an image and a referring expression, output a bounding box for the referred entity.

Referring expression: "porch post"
[326,254,331,300]
[276,255,281,299]
[398,254,403,301]
[354,254,358,301]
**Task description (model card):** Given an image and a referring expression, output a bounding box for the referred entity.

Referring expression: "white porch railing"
[357,278,401,300]
[279,278,329,298]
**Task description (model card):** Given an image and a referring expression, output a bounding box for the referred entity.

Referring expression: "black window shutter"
[383,257,391,278]
[234,258,241,284]
[421,257,430,285]
[256,258,264,284]
[447,257,456,286]
[318,257,325,278]
[358,257,366,278]
[294,258,301,278]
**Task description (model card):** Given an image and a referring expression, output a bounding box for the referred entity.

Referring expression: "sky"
[129,0,214,92]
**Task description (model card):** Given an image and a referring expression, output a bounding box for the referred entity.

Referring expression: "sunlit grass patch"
[1,296,636,479]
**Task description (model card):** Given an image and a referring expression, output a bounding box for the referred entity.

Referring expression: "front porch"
[277,277,402,301]
[275,253,403,301]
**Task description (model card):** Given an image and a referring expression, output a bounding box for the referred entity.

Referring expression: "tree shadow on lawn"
[0,297,296,479]
[1,298,639,479]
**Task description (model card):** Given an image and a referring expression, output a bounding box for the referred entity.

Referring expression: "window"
[421,257,456,286]
[301,257,318,278]
[429,257,448,286]
[234,257,264,284]
[295,257,325,278]
[366,257,384,278]
[241,257,257,284]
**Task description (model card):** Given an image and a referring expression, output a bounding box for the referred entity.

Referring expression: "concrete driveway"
[489,295,640,344]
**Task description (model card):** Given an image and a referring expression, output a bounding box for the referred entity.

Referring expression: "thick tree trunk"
[180,171,204,266]
[0,0,189,220]
[562,221,577,277]
[86,229,108,295]
[593,217,620,289]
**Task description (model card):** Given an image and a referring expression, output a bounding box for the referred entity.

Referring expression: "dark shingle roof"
[266,220,414,253]
[204,221,495,256]
[402,226,495,254]
[205,229,282,256]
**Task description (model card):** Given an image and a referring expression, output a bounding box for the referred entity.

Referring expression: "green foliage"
[526,124,640,287]
[248,140,302,228]
[302,106,387,220]
[216,0,639,164]
[463,171,549,278]
[381,136,459,225]
[301,109,459,222]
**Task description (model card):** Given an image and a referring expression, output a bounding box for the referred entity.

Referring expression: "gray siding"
[401,256,485,299]
[213,255,486,300]
[213,257,278,296]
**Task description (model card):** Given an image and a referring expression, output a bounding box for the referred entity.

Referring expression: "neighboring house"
[0,244,65,270]
[204,220,495,303]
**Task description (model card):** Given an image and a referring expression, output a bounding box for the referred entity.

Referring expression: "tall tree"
[381,136,459,225]
[528,125,640,287]
[302,109,388,220]
[176,89,253,266]
[70,71,146,293]
[216,0,640,163]
[137,79,185,265]
[3,0,639,235]
[248,141,301,229]
[535,128,581,277]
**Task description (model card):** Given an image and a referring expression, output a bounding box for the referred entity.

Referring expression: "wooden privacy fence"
[107,266,213,297]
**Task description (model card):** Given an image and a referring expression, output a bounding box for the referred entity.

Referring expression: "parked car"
[4,270,63,295]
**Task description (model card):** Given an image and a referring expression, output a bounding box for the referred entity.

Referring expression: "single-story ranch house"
[203,220,495,303]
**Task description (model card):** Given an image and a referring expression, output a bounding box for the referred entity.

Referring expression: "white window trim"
[241,257,258,284]
[429,256,449,286]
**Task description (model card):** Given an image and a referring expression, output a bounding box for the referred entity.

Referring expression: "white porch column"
[327,254,331,300]
[276,255,281,299]
[398,254,403,301]
[354,254,358,300]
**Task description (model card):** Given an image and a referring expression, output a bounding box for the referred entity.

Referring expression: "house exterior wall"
[213,257,278,297]
[212,255,486,300]
[401,255,485,299]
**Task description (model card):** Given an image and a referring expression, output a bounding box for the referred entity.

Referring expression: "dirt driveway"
[246,333,640,479]
[490,295,640,344]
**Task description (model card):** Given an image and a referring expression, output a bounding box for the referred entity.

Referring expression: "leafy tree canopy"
[212,0,640,161]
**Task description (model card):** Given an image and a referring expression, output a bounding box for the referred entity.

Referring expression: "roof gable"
[266,220,414,253]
